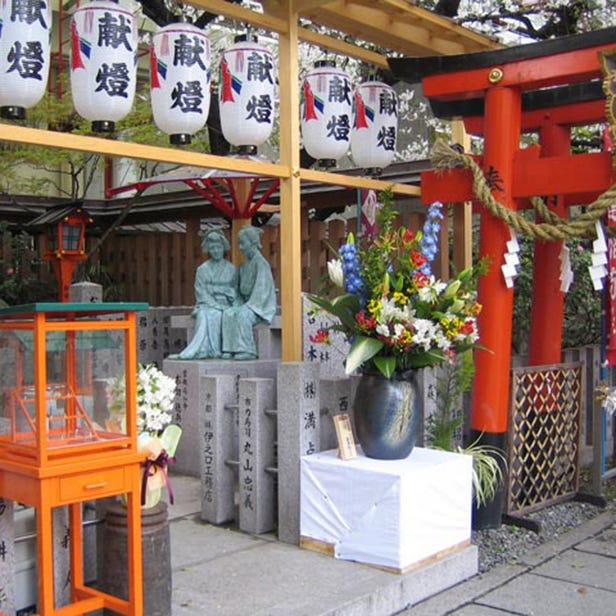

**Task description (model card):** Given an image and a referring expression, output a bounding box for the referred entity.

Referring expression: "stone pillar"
[69,281,103,303]
[319,378,356,452]
[0,498,15,615]
[164,359,280,476]
[53,507,70,607]
[238,378,276,534]
[277,362,320,544]
[165,361,203,477]
[200,374,238,525]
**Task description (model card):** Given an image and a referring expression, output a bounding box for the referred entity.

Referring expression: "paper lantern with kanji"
[300,60,352,168]
[151,23,211,145]
[351,81,398,174]
[70,0,138,132]
[219,35,276,155]
[0,0,52,120]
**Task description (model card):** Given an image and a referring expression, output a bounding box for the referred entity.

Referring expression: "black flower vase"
[353,371,421,460]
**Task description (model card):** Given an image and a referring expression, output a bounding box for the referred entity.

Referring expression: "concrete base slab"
[476,571,616,616]
[167,472,478,616]
[170,519,478,616]
[532,549,616,590]
[576,526,616,558]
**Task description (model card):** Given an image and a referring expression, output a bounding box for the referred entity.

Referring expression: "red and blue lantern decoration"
[0,0,52,120]
[150,23,211,145]
[70,0,137,133]
[351,81,398,174]
[300,60,352,168]
[218,35,276,155]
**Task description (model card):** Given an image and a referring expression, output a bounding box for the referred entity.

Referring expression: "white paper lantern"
[351,81,398,174]
[70,0,138,132]
[300,60,352,168]
[151,23,211,145]
[0,0,52,119]
[218,35,276,155]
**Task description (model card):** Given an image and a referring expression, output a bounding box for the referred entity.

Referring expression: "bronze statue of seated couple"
[169,226,276,361]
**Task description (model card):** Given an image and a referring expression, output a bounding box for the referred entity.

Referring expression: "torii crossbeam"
[390,27,616,527]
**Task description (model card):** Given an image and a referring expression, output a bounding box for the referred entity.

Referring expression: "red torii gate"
[390,27,616,527]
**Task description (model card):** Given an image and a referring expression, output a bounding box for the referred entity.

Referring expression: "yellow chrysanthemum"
[367,299,381,315]
[392,291,408,306]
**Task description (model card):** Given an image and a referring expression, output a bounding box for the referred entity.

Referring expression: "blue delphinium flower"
[339,238,365,304]
[420,201,444,275]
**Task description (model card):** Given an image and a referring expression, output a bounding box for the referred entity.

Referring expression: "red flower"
[355,310,376,330]
[413,271,430,287]
[459,320,475,335]
[410,251,428,268]
[402,229,415,243]
[309,329,330,344]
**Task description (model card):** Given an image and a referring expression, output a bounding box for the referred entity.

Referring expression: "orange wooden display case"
[0,302,148,616]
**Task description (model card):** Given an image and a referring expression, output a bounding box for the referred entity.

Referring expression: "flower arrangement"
[109,363,177,435]
[308,189,485,378]
[108,363,181,508]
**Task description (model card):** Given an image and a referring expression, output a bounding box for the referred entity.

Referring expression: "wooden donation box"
[300,447,473,573]
[0,302,148,615]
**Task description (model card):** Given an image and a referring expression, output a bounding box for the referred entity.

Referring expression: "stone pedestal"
[100,502,171,616]
[163,358,279,476]
[0,498,15,614]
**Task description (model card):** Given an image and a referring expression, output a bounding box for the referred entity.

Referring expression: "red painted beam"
[421,151,615,204]
[512,151,615,197]
[422,43,615,101]
[464,99,607,135]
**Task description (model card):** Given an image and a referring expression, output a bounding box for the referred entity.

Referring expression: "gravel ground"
[473,497,615,573]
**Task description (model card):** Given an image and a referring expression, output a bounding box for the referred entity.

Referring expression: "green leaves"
[345,336,384,375]
[308,293,361,332]
[373,356,397,378]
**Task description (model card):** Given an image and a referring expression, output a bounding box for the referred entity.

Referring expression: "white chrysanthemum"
[435,329,452,350]
[376,323,390,338]
[412,318,439,351]
[393,323,406,339]
[417,278,447,302]
[380,297,407,323]
[111,364,178,436]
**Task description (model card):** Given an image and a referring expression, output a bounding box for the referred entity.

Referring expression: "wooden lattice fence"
[506,362,584,517]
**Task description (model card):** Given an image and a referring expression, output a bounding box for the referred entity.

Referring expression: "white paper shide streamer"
[559,244,573,292]
[588,220,608,291]
[501,228,520,289]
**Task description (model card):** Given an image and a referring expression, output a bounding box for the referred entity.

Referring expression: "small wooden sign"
[332,413,357,460]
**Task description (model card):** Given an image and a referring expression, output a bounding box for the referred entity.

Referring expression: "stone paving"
[167,474,615,616]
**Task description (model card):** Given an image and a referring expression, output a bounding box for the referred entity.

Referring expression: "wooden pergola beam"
[298,28,389,69]
[298,0,502,56]
[2,0,499,366]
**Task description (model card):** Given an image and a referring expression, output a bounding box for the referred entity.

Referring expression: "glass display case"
[0,302,147,465]
[0,302,148,616]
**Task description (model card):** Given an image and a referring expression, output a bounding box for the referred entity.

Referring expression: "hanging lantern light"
[300,60,352,168]
[151,22,211,145]
[218,34,276,156]
[351,81,398,175]
[0,0,52,120]
[70,0,138,133]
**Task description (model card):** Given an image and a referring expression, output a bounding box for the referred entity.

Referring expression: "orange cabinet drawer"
[58,467,127,503]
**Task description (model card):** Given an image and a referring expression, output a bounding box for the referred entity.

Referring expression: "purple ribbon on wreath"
[140,449,176,506]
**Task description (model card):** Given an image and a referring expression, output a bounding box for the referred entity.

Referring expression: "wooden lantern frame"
[41,208,92,302]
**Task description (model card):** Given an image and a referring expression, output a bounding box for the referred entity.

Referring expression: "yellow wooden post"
[230,178,254,265]
[278,1,303,362]
[451,119,473,272]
